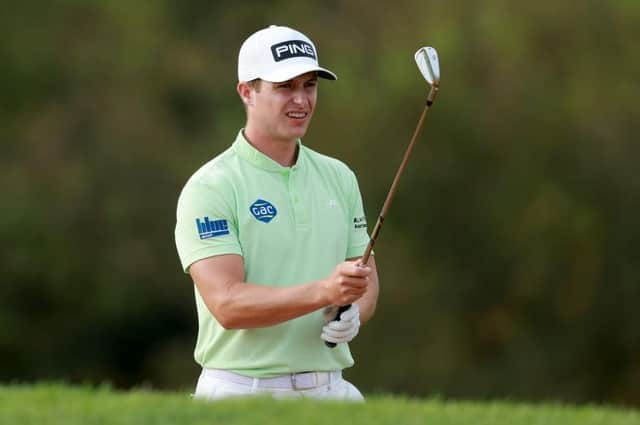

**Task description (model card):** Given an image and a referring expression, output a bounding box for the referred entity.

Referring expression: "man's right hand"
[322,260,370,306]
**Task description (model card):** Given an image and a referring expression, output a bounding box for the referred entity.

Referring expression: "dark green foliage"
[1,0,639,406]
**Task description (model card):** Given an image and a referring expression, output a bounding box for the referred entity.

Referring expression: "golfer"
[175,25,379,401]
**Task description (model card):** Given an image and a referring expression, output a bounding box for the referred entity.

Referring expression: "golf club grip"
[324,305,352,348]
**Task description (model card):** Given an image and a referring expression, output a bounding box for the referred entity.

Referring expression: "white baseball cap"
[238,25,337,83]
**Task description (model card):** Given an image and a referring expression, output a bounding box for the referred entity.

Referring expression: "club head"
[414,47,440,86]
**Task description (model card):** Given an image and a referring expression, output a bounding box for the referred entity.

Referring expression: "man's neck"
[243,127,298,167]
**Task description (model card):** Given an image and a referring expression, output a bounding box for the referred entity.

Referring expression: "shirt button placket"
[291,167,309,227]
[285,169,296,224]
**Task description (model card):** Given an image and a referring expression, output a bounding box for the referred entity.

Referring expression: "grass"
[0,384,638,425]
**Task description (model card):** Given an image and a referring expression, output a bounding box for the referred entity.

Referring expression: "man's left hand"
[321,304,360,344]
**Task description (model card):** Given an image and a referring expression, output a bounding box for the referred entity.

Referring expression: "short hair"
[247,79,262,92]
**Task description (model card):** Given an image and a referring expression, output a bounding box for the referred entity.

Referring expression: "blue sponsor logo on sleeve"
[196,217,229,239]
[250,199,277,223]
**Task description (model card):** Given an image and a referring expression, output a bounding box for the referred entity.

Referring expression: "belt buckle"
[291,372,315,390]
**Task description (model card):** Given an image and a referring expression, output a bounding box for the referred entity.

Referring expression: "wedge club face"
[415,46,440,86]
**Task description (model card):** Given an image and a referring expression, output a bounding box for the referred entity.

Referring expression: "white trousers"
[194,368,365,402]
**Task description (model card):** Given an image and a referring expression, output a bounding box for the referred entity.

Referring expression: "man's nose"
[292,89,306,104]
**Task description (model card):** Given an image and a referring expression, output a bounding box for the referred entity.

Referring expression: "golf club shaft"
[325,86,438,348]
[361,85,438,265]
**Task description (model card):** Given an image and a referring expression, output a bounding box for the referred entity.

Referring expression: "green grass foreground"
[1,384,638,425]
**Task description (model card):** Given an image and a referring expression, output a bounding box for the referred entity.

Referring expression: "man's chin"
[286,126,309,140]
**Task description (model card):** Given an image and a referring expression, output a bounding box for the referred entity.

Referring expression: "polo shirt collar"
[233,129,304,172]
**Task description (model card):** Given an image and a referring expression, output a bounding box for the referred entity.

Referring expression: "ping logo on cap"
[250,199,278,223]
[271,40,316,62]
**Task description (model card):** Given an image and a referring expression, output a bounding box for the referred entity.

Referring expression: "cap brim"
[260,63,337,83]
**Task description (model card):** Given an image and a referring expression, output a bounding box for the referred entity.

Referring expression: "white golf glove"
[321,304,361,344]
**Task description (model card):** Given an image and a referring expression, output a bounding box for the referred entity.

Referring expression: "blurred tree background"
[1,0,639,406]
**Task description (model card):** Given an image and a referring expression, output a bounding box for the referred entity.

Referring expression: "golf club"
[326,46,440,348]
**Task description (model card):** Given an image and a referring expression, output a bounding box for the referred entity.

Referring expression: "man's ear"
[237,82,254,106]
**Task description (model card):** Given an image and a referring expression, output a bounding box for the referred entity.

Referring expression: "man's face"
[248,72,318,143]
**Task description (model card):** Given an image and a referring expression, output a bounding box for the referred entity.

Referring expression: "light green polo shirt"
[175,130,371,378]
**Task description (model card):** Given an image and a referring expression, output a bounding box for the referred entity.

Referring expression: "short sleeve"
[344,170,372,259]
[175,178,242,273]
